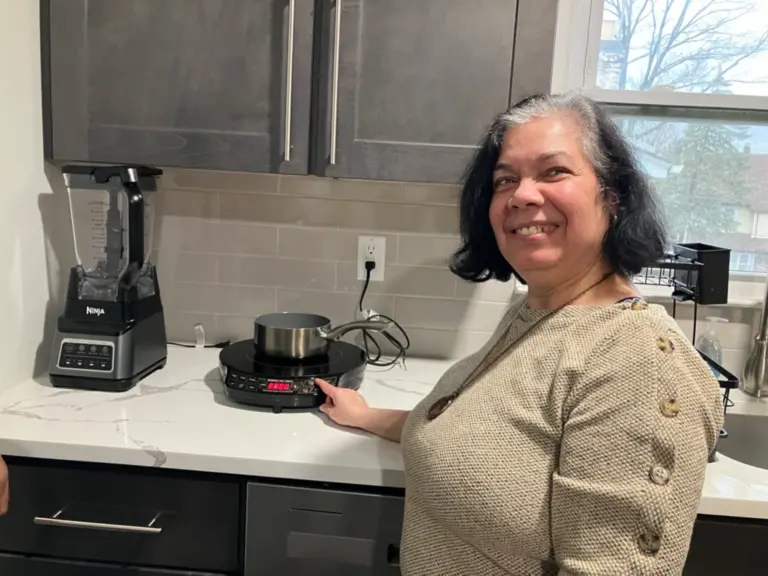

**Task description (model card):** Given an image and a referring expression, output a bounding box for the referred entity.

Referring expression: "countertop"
[0,348,767,520]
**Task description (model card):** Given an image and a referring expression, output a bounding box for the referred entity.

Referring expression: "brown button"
[656,336,675,354]
[660,398,681,418]
[650,465,671,486]
[631,300,648,311]
[638,531,661,554]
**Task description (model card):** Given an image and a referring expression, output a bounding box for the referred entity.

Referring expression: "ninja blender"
[49,165,167,391]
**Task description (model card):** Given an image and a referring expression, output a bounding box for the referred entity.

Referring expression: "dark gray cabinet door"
[43,0,314,174]
[0,553,225,575]
[315,0,558,184]
[245,482,404,576]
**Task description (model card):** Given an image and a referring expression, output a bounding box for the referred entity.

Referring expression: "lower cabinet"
[244,482,404,575]
[0,458,240,574]
[684,515,768,575]
[0,553,225,575]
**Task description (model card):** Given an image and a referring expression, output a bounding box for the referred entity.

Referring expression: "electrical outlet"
[357,236,386,281]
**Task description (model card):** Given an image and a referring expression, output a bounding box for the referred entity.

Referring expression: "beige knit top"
[401,300,724,576]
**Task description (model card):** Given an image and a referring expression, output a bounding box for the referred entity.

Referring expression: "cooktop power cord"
[357,261,410,367]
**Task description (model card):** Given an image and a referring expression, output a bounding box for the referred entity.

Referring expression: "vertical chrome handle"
[284,0,297,162]
[329,0,342,165]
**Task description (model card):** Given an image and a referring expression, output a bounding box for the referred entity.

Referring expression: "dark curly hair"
[449,93,667,284]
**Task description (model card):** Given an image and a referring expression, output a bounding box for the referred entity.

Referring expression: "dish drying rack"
[634,244,738,429]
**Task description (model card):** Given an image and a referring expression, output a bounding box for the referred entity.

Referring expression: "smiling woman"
[316,93,724,575]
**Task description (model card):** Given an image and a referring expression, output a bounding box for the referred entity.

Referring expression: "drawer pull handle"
[34,509,162,535]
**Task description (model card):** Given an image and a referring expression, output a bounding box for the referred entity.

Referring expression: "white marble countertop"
[1,348,767,520]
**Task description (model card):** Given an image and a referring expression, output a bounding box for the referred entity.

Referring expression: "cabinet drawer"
[0,553,226,575]
[0,461,240,573]
[245,482,404,576]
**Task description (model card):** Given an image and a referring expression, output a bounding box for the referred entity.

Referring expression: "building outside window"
[555,0,768,273]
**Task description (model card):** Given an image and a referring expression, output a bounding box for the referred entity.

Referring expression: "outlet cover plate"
[357,236,386,281]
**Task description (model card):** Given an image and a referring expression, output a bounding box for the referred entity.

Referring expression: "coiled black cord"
[358,261,410,367]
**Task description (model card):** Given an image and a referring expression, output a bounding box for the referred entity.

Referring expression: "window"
[555,0,768,272]
[595,0,768,98]
[730,252,757,272]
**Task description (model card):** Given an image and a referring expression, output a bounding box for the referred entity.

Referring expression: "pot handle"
[322,320,392,341]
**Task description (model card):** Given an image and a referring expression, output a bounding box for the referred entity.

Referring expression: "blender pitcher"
[65,165,159,302]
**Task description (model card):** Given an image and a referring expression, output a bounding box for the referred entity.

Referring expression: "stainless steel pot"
[254,312,391,359]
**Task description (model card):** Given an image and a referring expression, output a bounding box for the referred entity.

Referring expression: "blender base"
[50,356,167,392]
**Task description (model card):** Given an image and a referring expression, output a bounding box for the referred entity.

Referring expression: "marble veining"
[0,348,768,520]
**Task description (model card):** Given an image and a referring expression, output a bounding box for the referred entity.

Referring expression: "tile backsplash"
[153,169,514,359]
[153,168,761,369]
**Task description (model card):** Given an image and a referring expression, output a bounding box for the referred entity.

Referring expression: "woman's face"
[488,113,609,284]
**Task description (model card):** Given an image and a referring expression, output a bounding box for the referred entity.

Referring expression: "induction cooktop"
[219,340,367,413]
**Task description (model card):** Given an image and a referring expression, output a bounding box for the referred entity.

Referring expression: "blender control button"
[64,344,74,353]
[246,384,257,391]
[78,344,86,352]
[98,360,109,370]
[75,359,84,368]
[101,346,110,354]
[87,360,96,368]
[63,358,73,367]
[89,345,97,353]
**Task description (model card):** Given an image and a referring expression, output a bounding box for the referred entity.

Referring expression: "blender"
[49,165,167,391]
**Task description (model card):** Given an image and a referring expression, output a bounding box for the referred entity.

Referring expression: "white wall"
[0,2,70,390]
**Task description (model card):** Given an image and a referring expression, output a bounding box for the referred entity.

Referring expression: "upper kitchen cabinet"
[41,0,314,174]
[315,0,558,184]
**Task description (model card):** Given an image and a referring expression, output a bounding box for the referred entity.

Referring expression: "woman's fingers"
[314,378,336,400]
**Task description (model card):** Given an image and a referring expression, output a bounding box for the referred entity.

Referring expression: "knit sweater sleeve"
[552,310,723,576]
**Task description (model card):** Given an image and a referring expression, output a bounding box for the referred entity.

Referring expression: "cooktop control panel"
[58,339,114,372]
[224,372,338,395]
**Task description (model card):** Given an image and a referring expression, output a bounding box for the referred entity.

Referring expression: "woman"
[316,93,723,575]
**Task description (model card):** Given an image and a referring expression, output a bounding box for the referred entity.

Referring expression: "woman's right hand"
[315,378,371,429]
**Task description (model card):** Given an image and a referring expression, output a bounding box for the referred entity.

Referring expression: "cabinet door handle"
[284,0,297,162]
[329,0,343,165]
[34,509,163,535]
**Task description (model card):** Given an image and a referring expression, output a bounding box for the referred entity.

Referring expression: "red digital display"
[267,381,291,392]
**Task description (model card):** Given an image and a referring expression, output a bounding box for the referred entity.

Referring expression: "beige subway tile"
[165,282,275,316]
[281,176,459,206]
[218,255,336,290]
[455,279,517,303]
[396,235,459,267]
[162,168,279,194]
[153,252,217,283]
[157,218,277,255]
[220,192,458,234]
[377,328,491,359]
[156,188,218,219]
[216,315,257,342]
[276,289,395,326]
[219,193,339,227]
[277,227,397,263]
[394,297,506,332]
[165,312,218,344]
[336,263,456,298]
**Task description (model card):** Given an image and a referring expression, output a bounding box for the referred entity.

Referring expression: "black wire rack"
[634,252,738,430]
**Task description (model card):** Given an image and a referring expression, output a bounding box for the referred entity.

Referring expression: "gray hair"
[497,92,609,180]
